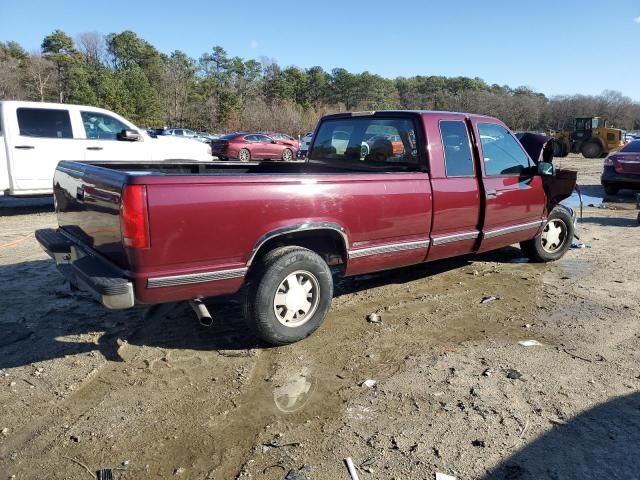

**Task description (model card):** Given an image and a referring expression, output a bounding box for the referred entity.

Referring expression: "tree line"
[1,30,640,135]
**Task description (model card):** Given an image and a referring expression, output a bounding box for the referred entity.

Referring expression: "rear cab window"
[17,108,73,139]
[309,116,419,171]
[440,121,474,176]
[477,123,531,176]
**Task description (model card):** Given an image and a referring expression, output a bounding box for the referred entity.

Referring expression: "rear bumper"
[601,166,640,188]
[35,228,135,309]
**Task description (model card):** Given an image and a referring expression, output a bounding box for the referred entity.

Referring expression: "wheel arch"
[247,222,349,270]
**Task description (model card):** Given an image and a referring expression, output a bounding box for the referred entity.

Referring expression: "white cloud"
[635,16,640,23]
[249,40,259,48]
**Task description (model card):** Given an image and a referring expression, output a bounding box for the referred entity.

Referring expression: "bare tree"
[77,31,106,66]
[23,54,56,102]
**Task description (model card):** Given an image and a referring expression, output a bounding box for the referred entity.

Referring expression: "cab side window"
[17,108,73,139]
[81,111,129,140]
[478,123,531,176]
[440,121,474,176]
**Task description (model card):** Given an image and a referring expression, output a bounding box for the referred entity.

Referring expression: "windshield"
[308,117,418,171]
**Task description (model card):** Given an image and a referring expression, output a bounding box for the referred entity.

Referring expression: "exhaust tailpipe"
[189,299,213,327]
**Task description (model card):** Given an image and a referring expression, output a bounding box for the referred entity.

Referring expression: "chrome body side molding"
[483,220,544,239]
[431,231,479,246]
[147,267,248,289]
[348,239,430,259]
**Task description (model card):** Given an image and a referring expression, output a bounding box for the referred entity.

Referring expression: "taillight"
[121,185,150,248]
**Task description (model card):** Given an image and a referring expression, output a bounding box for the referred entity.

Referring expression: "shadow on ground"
[581,216,639,227]
[484,392,640,480]
[0,246,526,369]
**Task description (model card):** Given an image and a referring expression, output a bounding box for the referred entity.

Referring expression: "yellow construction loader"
[552,117,624,158]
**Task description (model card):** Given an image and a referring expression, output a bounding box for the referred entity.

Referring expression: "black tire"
[560,142,570,157]
[520,207,574,262]
[281,148,293,162]
[581,141,603,159]
[242,246,333,345]
[552,140,562,157]
[603,184,619,195]
[237,148,251,162]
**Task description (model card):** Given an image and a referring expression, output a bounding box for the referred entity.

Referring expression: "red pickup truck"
[36,111,577,345]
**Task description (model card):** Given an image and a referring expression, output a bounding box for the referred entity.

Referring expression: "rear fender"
[247,222,350,268]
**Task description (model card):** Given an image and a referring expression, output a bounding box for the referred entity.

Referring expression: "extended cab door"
[9,106,84,194]
[470,119,546,252]
[423,114,481,260]
[79,110,151,161]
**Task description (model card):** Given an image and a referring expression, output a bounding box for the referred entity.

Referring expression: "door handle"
[486,189,498,198]
[15,145,34,150]
[86,146,103,151]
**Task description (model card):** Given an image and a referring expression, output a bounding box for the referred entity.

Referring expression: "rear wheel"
[520,207,574,262]
[237,148,251,162]
[281,148,293,162]
[581,141,603,159]
[603,184,619,195]
[242,246,333,345]
[552,140,563,157]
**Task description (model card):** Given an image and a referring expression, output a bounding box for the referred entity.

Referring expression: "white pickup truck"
[0,101,213,196]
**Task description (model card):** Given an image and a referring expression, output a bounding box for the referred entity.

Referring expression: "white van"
[0,101,213,196]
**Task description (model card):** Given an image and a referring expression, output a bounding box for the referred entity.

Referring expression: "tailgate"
[54,161,129,267]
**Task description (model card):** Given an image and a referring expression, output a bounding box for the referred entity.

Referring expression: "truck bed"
[52,160,433,305]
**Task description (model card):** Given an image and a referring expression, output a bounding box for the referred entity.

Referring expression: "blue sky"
[2,0,639,99]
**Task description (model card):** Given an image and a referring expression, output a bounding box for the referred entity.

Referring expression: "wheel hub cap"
[273,271,319,327]
[541,219,566,253]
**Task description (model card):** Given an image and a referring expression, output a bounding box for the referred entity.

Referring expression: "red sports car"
[211,133,298,161]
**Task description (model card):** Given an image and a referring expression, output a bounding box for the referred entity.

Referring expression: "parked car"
[0,101,212,196]
[196,132,221,141]
[360,133,405,158]
[163,128,197,138]
[36,110,577,346]
[210,133,297,161]
[601,139,640,195]
[161,128,212,144]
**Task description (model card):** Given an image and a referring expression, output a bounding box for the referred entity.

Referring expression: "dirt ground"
[1,155,639,480]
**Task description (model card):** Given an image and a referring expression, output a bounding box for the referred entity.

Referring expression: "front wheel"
[242,246,333,345]
[281,148,293,161]
[520,208,574,262]
[581,141,602,159]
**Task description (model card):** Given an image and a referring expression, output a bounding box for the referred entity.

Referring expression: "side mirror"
[117,129,141,142]
[537,161,555,176]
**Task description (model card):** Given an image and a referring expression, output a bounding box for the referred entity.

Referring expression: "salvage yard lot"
[1,155,639,479]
